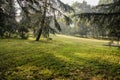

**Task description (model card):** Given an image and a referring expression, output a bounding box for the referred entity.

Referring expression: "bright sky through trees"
[61,0,99,5]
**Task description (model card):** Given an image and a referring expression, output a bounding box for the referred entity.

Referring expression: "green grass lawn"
[0,35,120,80]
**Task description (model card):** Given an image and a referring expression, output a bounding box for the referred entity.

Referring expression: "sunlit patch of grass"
[74,53,120,64]
[4,65,52,80]
[0,35,120,79]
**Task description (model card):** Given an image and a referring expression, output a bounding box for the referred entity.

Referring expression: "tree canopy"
[75,0,120,42]
[0,0,73,40]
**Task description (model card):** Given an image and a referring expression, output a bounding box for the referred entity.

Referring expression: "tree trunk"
[21,30,24,38]
[8,32,11,38]
[36,27,43,41]
[36,0,47,41]
[117,37,119,45]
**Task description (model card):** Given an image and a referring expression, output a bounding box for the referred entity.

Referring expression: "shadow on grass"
[0,50,120,80]
[52,52,120,80]
[0,39,120,79]
[0,51,74,79]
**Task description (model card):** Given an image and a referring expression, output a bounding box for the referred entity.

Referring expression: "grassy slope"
[0,35,120,80]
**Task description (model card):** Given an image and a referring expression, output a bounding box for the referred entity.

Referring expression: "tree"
[16,0,73,41]
[0,0,17,38]
[99,0,113,5]
[75,0,120,43]
[70,1,95,37]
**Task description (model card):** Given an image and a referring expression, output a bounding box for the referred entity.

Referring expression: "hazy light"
[61,0,99,6]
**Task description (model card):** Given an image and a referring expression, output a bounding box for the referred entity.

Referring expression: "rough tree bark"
[36,0,47,41]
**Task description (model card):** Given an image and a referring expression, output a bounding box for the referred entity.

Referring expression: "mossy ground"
[0,35,120,80]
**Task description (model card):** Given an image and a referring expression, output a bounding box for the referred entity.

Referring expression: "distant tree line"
[60,0,120,44]
[60,1,103,38]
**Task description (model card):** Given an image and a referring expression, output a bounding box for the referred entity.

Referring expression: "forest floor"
[0,35,120,80]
